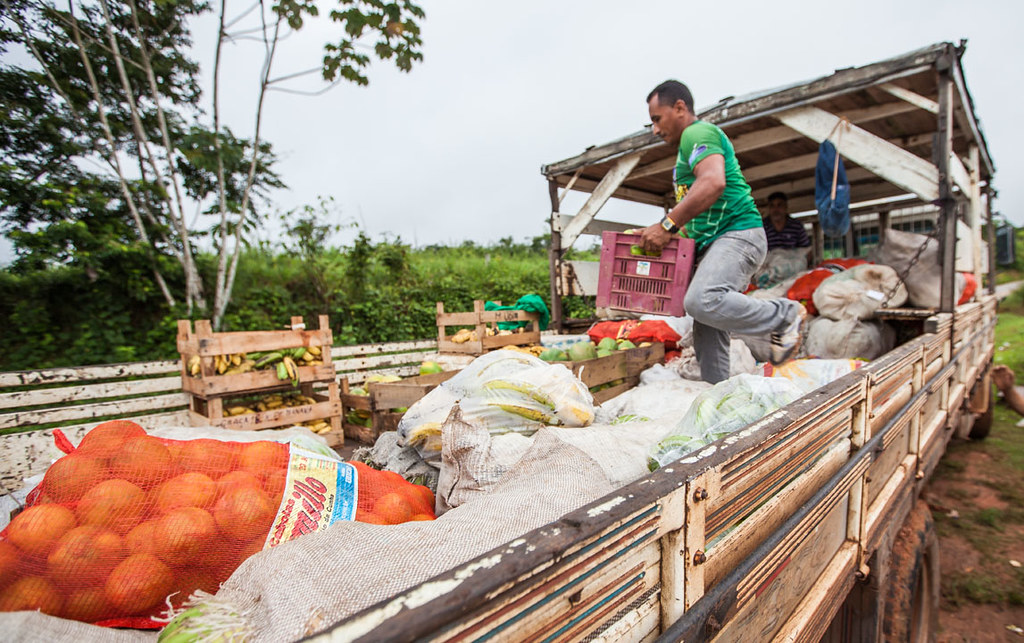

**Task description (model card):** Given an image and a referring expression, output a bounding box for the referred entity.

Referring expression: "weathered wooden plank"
[0,376,182,410]
[706,439,849,589]
[334,353,439,374]
[878,82,938,114]
[555,215,636,238]
[0,393,189,430]
[769,542,858,643]
[0,360,178,388]
[773,106,939,201]
[0,410,190,494]
[182,364,336,398]
[560,152,643,251]
[331,340,437,358]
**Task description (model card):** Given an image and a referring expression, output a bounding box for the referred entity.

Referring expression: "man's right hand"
[639,223,673,255]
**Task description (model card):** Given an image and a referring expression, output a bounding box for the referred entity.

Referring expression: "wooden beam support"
[878,82,939,114]
[937,66,957,312]
[559,151,642,252]
[948,152,971,196]
[773,105,939,202]
[548,178,564,333]
[967,145,983,282]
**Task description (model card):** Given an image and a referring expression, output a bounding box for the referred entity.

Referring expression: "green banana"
[488,402,560,425]
[290,347,307,360]
[483,380,556,409]
[275,361,289,380]
[254,351,283,369]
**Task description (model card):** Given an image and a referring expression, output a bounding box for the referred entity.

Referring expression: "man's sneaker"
[770,304,807,366]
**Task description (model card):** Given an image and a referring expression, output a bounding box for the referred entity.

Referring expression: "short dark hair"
[647,80,694,113]
[767,191,788,203]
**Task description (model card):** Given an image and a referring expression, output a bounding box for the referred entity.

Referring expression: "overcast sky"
[2,0,1021,262]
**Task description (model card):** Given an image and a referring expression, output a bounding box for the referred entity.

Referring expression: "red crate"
[596,231,696,316]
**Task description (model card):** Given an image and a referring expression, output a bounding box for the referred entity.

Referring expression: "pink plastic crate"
[596,230,696,316]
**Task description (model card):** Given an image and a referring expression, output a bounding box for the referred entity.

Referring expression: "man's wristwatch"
[660,217,680,234]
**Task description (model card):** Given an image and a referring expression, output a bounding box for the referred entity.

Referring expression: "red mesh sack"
[0,420,435,629]
[588,319,681,351]
[958,271,977,305]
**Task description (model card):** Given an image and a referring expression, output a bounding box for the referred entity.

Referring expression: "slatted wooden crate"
[437,301,541,355]
[341,370,460,444]
[177,315,343,446]
[553,343,665,403]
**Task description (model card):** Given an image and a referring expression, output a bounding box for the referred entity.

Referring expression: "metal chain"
[880,223,943,308]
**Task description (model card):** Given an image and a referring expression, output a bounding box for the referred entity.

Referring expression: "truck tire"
[882,500,939,642]
[969,403,993,440]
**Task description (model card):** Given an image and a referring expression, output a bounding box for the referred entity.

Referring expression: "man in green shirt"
[639,80,806,382]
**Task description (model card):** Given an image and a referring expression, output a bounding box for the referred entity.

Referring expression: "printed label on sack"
[635,261,652,276]
[265,449,358,549]
[866,289,885,302]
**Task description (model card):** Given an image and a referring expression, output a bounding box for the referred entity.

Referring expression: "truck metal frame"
[311,42,998,641]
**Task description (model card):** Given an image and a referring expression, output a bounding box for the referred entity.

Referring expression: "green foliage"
[0,224,558,370]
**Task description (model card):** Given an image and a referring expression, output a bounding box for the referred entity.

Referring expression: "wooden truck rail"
[315,296,995,642]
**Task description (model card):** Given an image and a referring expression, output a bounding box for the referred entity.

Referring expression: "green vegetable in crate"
[597,337,618,352]
[419,360,444,375]
[539,348,568,362]
[567,341,597,362]
[596,348,614,358]
[617,340,637,350]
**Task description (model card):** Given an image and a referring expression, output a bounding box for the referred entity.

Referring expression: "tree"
[1,0,425,327]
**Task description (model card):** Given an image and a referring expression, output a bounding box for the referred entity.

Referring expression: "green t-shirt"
[673,120,762,251]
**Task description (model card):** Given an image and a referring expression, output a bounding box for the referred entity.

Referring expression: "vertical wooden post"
[967,145,983,283]
[812,220,824,264]
[844,222,857,257]
[659,486,688,630]
[878,208,891,245]
[985,187,997,294]
[548,178,564,333]
[937,58,958,313]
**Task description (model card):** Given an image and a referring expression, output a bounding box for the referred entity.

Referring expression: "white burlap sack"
[158,411,616,642]
[437,405,673,512]
[804,316,895,360]
[866,229,965,308]
[0,611,155,643]
[812,263,908,320]
[672,339,759,380]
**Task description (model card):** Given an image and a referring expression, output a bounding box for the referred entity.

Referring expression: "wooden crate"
[341,370,460,444]
[554,343,666,403]
[177,315,343,446]
[437,301,541,355]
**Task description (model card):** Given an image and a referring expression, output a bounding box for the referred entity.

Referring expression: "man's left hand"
[639,223,673,255]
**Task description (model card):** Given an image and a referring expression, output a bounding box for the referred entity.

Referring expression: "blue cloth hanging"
[814,139,851,237]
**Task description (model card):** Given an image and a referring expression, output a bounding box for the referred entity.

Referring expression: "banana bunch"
[450,326,505,344]
[223,393,334,433]
[185,345,325,379]
[501,344,547,357]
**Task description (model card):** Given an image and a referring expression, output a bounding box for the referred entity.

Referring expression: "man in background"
[763,191,811,256]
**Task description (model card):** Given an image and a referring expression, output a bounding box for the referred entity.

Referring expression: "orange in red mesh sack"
[0,420,435,629]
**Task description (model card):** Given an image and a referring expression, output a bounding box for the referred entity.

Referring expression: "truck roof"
[540,41,994,218]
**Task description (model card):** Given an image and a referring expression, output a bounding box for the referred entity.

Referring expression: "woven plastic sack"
[813,263,908,320]
[804,317,895,360]
[752,247,810,290]
[0,421,434,628]
[437,406,670,512]
[398,350,595,465]
[865,228,966,309]
[649,374,805,470]
[765,358,864,393]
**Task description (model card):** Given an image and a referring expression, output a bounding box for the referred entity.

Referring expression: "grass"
[935,304,1024,608]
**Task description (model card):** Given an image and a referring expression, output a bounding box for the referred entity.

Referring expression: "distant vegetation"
[0,226,599,371]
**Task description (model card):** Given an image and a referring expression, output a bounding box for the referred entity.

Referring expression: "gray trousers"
[683,227,801,383]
